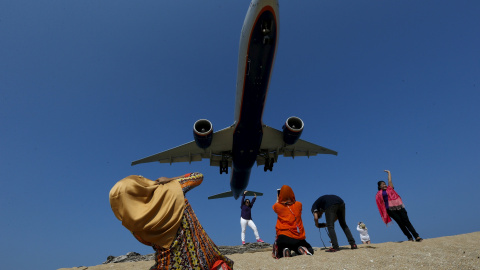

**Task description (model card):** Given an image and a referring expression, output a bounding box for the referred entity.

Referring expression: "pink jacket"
[375,186,404,225]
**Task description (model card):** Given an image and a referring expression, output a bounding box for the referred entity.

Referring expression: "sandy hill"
[59,231,480,270]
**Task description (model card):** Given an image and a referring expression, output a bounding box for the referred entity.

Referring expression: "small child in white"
[357,222,371,244]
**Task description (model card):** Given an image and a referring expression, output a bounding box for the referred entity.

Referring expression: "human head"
[244,199,250,206]
[278,185,296,205]
[359,222,366,229]
[377,181,387,190]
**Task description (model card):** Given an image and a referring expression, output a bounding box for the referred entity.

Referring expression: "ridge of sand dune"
[58,232,480,270]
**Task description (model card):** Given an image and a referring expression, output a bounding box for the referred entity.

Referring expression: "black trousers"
[276,234,314,257]
[325,203,356,249]
[387,208,419,240]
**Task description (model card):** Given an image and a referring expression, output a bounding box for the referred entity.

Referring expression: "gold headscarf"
[109,175,185,248]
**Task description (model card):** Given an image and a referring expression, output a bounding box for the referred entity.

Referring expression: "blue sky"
[1,0,479,269]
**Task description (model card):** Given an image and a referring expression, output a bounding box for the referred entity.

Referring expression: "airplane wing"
[256,125,337,165]
[131,126,235,166]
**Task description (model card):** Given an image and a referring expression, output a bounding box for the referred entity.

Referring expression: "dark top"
[240,193,256,220]
[382,190,389,209]
[311,195,344,213]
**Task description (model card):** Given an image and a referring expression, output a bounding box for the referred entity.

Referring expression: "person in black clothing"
[311,195,357,252]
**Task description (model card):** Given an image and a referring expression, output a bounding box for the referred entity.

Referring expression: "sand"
[59,231,480,270]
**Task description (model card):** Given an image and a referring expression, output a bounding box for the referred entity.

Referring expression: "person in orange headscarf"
[272,185,314,258]
[110,172,233,270]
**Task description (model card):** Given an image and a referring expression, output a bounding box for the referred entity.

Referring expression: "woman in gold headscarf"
[110,172,233,270]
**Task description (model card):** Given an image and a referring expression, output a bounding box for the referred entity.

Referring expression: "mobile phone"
[277,189,281,196]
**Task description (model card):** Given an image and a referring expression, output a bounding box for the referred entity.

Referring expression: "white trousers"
[240,217,260,241]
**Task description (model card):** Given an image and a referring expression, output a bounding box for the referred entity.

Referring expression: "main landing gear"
[264,157,274,172]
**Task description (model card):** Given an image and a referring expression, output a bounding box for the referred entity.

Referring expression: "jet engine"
[193,119,213,149]
[282,116,304,145]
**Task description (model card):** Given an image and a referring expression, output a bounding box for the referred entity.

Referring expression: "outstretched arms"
[242,190,256,207]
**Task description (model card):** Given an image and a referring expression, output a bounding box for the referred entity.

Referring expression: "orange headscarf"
[278,185,296,205]
[272,185,305,240]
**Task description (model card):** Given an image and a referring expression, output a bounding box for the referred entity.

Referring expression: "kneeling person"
[273,185,314,258]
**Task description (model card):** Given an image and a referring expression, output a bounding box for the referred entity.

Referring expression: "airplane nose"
[232,189,242,200]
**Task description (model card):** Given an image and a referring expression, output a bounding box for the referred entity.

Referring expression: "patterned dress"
[134,173,233,270]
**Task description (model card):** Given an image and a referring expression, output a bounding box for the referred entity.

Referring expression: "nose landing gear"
[220,157,229,174]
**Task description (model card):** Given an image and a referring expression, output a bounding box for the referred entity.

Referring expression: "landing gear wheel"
[264,158,274,172]
[220,160,228,174]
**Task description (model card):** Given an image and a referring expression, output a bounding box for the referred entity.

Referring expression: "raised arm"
[248,192,256,205]
[241,190,246,208]
[176,173,204,195]
[384,170,394,189]
[155,175,184,184]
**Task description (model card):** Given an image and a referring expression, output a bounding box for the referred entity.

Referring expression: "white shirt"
[357,225,370,242]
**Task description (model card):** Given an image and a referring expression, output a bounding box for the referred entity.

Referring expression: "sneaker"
[257,239,265,243]
[325,247,340,252]
[242,241,245,245]
[297,246,312,256]
[415,237,423,242]
[351,244,358,249]
[283,248,291,257]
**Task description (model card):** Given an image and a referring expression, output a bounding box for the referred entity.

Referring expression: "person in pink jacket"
[375,170,423,242]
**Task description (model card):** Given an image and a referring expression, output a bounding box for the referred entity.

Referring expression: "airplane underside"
[131,0,338,200]
[229,6,278,199]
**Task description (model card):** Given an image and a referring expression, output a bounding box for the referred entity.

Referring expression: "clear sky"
[1,1,479,269]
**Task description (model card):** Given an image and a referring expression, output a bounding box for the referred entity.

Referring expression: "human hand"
[244,190,247,195]
[384,170,390,174]
[316,223,327,228]
[155,177,170,184]
[254,193,257,198]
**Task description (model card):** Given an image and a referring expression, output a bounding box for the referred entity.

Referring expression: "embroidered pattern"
[147,173,233,270]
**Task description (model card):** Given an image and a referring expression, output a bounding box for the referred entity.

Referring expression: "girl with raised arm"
[376,170,422,242]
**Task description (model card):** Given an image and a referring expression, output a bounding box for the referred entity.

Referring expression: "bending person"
[311,194,357,252]
[376,170,422,242]
[272,185,314,258]
[240,190,264,245]
[110,172,233,270]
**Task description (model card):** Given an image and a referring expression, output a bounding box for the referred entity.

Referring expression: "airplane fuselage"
[230,0,279,199]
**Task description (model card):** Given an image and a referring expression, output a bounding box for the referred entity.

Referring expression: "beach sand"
[59,231,480,270]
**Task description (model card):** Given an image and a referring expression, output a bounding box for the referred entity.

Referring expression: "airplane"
[131,0,337,199]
